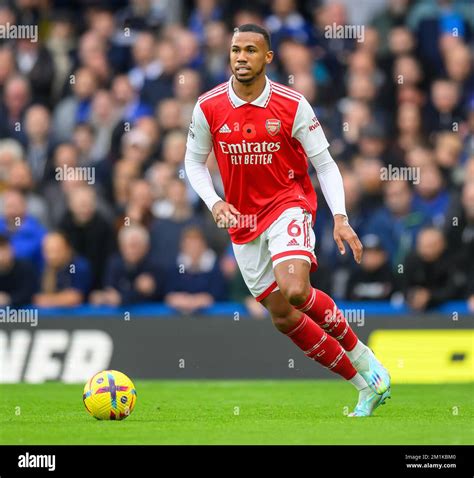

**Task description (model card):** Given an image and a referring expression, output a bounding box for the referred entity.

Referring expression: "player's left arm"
[292,97,363,264]
[309,149,363,263]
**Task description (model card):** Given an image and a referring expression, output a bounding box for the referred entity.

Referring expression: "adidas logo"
[287,238,299,246]
[219,124,231,133]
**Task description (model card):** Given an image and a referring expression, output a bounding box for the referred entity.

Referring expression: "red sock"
[295,288,358,351]
[285,313,357,380]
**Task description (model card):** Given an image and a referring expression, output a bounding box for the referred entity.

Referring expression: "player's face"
[230,32,273,84]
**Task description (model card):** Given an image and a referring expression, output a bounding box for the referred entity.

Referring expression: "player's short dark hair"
[234,24,271,50]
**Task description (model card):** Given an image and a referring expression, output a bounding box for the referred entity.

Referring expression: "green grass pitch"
[1,380,473,445]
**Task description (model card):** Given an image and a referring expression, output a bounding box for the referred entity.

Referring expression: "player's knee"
[280,281,310,307]
[271,314,296,334]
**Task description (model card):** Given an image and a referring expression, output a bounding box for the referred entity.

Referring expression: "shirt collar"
[227,75,272,108]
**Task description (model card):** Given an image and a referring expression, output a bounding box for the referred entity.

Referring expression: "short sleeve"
[186,101,212,156]
[292,97,329,157]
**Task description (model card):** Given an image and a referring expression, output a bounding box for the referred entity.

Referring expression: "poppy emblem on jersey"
[242,123,257,139]
[265,119,281,136]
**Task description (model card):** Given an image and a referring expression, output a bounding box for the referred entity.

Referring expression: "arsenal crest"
[265,119,281,136]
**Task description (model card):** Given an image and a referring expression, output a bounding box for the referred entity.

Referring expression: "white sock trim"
[346,340,367,363]
[349,372,369,391]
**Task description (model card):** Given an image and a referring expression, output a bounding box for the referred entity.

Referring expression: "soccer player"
[185,24,391,416]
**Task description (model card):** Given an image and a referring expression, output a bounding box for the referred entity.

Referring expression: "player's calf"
[295,287,359,352]
[262,291,372,398]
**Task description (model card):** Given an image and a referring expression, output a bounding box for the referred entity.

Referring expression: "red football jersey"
[186,76,329,244]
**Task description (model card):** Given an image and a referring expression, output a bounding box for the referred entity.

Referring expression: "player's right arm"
[185,102,240,228]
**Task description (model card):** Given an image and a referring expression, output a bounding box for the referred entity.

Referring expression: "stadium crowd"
[0,0,472,315]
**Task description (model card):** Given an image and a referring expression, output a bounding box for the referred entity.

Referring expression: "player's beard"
[233,63,265,84]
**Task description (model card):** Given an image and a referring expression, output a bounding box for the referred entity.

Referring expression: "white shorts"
[232,207,317,302]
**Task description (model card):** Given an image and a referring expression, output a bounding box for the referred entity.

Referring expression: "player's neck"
[231,74,267,103]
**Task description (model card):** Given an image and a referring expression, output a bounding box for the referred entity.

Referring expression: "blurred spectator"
[156,98,184,133]
[139,38,177,107]
[0,188,46,268]
[433,131,464,188]
[444,181,474,308]
[77,30,112,87]
[203,21,230,86]
[86,6,130,75]
[0,234,36,307]
[135,116,161,159]
[150,178,204,270]
[161,129,187,177]
[265,0,311,48]
[42,142,115,225]
[371,1,411,55]
[403,226,462,311]
[366,180,430,268]
[109,157,141,216]
[116,0,180,32]
[444,41,474,105]
[393,102,426,161]
[352,155,384,214]
[172,27,203,70]
[114,178,155,232]
[147,161,175,218]
[0,139,24,191]
[59,185,115,290]
[72,122,98,165]
[358,122,399,167]
[14,37,55,106]
[173,68,201,124]
[0,47,17,97]
[24,104,56,185]
[0,75,31,145]
[414,2,471,79]
[45,12,75,102]
[347,234,395,301]
[120,127,154,172]
[1,161,49,227]
[89,89,121,162]
[424,79,464,133]
[188,0,223,44]
[164,226,227,314]
[33,231,91,307]
[52,67,98,142]
[412,163,451,227]
[112,74,153,126]
[90,224,163,305]
[128,31,161,92]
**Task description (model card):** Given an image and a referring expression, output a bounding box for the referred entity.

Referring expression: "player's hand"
[333,214,363,264]
[211,200,241,229]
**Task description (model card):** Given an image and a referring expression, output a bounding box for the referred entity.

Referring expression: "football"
[83,370,137,420]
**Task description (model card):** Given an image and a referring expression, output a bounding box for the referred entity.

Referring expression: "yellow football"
[83,370,137,420]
